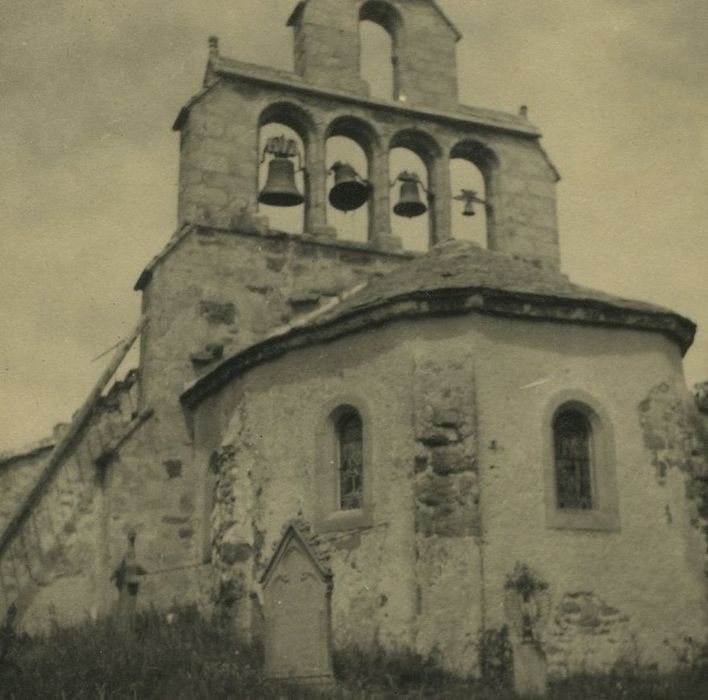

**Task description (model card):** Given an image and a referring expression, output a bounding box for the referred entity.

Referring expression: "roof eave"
[181,286,695,410]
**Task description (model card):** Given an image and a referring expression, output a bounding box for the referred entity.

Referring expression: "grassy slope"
[1,608,706,699]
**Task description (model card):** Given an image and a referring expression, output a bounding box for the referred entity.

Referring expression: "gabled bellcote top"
[287,0,462,41]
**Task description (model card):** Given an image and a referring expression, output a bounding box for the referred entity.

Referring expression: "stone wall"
[0,441,53,533]
[89,225,410,619]
[289,0,460,109]
[195,312,707,676]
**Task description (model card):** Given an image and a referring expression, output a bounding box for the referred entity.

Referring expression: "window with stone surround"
[544,396,620,531]
[315,400,373,533]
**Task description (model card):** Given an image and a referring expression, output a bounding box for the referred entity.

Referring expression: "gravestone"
[260,522,334,686]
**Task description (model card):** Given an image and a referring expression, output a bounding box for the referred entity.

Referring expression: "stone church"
[1,0,706,678]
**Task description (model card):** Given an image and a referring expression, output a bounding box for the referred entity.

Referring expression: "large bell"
[393,177,427,218]
[329,162,371,212]
[259,156,304,207]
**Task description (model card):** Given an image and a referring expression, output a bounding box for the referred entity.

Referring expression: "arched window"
[359,1,402,100]
[337,410,363,510]
[315,400,372,533]
[553,409,593,510]
[544,396,619,531]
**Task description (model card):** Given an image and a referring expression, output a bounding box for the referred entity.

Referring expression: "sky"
[1,0,706,452]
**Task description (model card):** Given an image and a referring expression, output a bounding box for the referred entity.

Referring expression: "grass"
[1,607,706,699]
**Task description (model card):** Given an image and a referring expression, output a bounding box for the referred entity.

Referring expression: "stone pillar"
[370,139,400,250]
[430,152,452,245]
[305,131,335,238]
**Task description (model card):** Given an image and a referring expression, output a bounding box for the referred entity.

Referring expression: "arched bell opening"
[325,116,378,243]
[326,137,370,243]
[359,0,402,100]
[389,129,441,251]
[257,102,315,235]
[450,140,499,249]
[388,147,430,252]
[450,159,487,247]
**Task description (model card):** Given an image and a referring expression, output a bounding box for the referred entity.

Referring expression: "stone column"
[305,130,335,238]
[430,151,452,245]
[370,138,401,251]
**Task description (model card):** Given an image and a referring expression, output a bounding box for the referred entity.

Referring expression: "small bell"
[259,156,305,207]
[329,162,371,212]
[393,172,427,218]
[454,189,486,217]
[462,200,476,217]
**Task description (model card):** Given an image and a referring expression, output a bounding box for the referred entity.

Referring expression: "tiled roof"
[309,239,683,325]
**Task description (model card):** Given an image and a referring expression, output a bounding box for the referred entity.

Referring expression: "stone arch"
[391,128,442,170]
[325,115,380,162]
[359,0,404,99]
[258,100,317,144]
[450,139,499,247]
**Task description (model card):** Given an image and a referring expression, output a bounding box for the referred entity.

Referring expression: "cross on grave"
[260,521,334,687]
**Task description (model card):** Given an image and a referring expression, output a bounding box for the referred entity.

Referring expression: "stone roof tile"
[181,240,696,410]
[308,239,683,325]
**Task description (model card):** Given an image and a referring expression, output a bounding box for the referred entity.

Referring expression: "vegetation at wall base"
[1,607,706,699]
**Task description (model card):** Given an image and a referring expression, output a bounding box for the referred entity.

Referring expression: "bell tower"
[288,0,461,110]
[173,0,561,268]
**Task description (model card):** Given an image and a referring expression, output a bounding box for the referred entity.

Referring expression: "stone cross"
[260,522,334,686]
[503,563,550,698]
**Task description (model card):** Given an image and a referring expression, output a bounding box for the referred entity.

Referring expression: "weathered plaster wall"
[0,373,164,631]
[93,226,409,618]
[197,313,706,676]
[197,322,484,676]
[471,318,706,675]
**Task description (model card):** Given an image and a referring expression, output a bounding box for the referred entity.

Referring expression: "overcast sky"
[1,0,706,452]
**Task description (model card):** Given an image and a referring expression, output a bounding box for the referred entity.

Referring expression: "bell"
[329,162,371,212]
[454,190,485,217]
[259,156,304,207]
[393,177,427,218]
[462,200,477,217]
